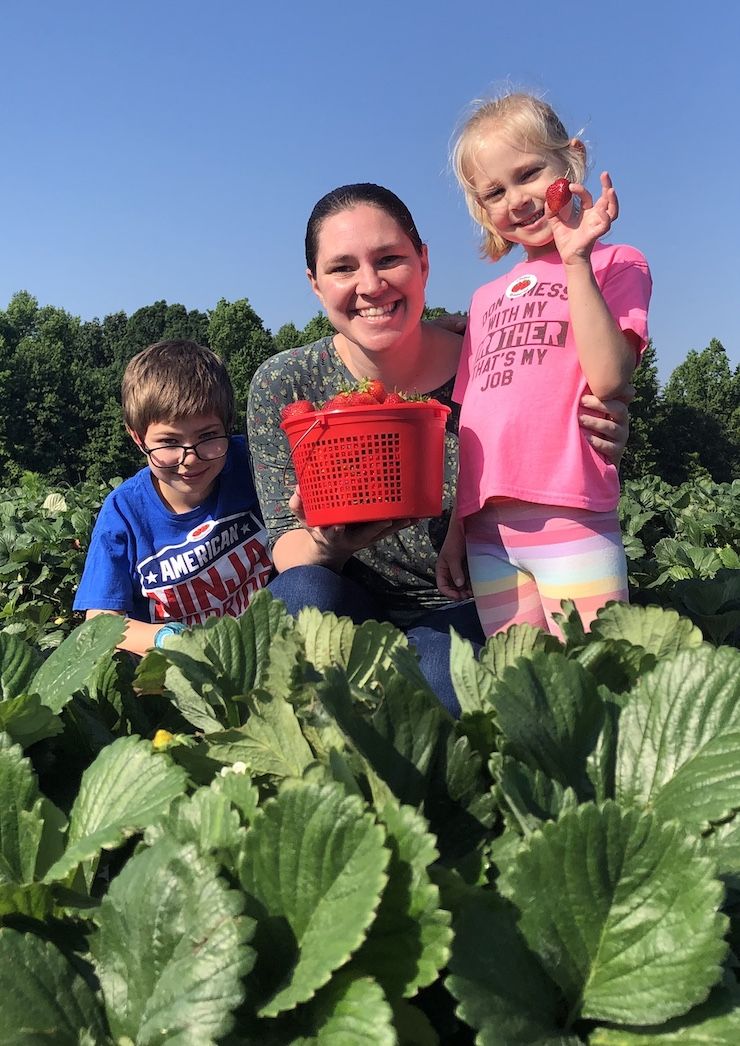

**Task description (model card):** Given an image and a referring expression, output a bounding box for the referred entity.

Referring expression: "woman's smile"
[354,301,401,320]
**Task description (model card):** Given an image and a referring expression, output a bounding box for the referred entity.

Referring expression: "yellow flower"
[152,729,175,750]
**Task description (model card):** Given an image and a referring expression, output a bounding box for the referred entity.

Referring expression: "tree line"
[0,290,737,487]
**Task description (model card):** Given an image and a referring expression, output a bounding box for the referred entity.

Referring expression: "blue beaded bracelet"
[153,622,186,648]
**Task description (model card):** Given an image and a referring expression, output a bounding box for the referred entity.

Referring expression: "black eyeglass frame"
[141,435,230,469]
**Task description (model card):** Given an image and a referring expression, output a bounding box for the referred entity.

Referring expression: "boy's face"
[130,413,229,514]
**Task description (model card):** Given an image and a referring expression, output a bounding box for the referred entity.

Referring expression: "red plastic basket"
[280,401,451,526]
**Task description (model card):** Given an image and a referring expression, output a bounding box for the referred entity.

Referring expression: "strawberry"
[323,389,378,410]
[280,399,315,421]
[545,178,572,214]
[345,391,377,406]
[359,377,387,403]
[322,392,354,411]
[383,391,406,405]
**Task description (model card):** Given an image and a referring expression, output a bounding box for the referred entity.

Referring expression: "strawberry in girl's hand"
[545,178,572,214]
[280,399,315,421]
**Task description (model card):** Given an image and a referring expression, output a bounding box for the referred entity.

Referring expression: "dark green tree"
[2,290,39,345]
[273,322,302,354]
[659,339,739,483]
[207,298,276,420]
[5,332,77,481]
[620,340,661,481]
[663,339,737,416]
[111,301,211,372]
[299,312,335,343]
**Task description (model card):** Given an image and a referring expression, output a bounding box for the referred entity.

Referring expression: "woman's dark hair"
[305,183,424,275]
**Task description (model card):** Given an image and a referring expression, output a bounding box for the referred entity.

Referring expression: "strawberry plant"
[620,475,740,644]
[0,472,113,650]
[0,589,740,1041]
[0,468,737,1039]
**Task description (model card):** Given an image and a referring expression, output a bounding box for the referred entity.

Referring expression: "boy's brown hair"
[121,340,236,437]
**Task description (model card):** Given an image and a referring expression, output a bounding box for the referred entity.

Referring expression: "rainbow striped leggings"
[464,500,628,639]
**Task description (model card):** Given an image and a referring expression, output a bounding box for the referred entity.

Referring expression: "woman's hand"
[429,311,468,335]
[579,389,633,465]
[277,486,411,573]
[435,512,472,601]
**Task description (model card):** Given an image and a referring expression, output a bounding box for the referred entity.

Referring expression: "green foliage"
[620,339,660,481]
[208,297,276,415]
[0,585,737,1040]
[0,928,110,1044]
[499,804,726,1025]
[0,473,111,649]
[0,290,738,1038]
[299,311,336,343]
[619,338,740,485]
[92,836,253,1044]
[619,475,740,645]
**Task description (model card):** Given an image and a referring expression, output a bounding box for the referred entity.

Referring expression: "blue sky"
[3,1,738,384]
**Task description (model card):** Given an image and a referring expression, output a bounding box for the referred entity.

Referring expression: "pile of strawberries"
[280,379,440,421]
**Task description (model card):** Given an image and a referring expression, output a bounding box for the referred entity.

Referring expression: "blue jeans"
[267,566,484,717]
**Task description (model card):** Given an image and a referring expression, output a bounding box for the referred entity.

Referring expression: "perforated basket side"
[281,402,450,526]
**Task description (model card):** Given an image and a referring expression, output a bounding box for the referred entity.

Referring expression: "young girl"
[437,92,652,638]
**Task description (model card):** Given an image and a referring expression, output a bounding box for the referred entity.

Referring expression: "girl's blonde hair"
[451,92,588,262]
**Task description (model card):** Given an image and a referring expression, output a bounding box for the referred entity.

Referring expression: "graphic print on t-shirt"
[473,279,569,393]
[137,510,271,624]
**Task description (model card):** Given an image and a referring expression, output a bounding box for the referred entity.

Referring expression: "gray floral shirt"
[247,336,460,628]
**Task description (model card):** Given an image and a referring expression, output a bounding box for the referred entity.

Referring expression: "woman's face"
[307,204,429,353]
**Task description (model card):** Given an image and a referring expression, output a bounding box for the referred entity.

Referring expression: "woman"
[247,184,629,713]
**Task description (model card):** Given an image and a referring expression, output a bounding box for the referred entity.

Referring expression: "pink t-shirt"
[453,242,652,518]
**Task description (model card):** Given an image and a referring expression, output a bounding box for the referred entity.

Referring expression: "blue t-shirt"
[74,436,272,626]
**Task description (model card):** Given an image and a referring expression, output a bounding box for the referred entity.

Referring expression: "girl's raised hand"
[548,171,619,265]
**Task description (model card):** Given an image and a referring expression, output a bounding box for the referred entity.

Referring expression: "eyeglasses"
[141,435,229,469]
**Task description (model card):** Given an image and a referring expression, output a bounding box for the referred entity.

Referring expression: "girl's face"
[307,204,429,354]
[468,132,572,260]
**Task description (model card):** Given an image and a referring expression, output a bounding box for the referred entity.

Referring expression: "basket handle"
[281,415,324,486]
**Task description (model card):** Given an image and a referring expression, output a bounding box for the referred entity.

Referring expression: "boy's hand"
[548,171,619,265]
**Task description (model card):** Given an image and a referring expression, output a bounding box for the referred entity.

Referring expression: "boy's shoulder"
[219,434,251,488]
[95,465,153,521]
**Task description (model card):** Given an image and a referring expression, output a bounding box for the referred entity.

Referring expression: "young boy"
[74,339,273,654]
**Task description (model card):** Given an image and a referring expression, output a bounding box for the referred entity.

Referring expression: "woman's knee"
[267,566,382,623]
